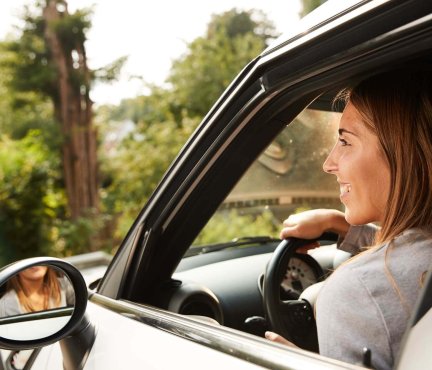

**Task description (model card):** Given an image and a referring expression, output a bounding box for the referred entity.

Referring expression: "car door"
[2,1,432,369]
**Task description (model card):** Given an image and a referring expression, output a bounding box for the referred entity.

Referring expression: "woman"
[0,266,74,316]
[266,68,432,370]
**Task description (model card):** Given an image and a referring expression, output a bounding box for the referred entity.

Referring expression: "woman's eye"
[338,138,349,146]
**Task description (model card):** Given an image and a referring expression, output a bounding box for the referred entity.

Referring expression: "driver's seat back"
[396,265,432,369]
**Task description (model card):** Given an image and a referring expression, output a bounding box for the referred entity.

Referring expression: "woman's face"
[323,102,390,225]
[19,266,48,283]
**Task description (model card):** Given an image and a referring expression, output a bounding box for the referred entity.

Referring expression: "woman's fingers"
[265,331,297,347]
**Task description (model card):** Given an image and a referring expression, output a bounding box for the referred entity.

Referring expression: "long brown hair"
[340,68,432,244]
[7,267,62,313]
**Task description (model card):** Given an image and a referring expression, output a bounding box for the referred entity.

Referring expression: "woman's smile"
[339,182,352,199]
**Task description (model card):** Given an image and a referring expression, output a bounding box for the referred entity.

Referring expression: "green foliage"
[99,86,173,124]
[168,8,278,118]
[193,209,278,246]
[4,6,86,101]
[52,209,111,256]
[0,131,65,264]
[98,9,279,245]
[0,5,284,258]
[0,83,59,149]
[51,8,91,50]
[101,112,198,240]
[300,0,327,17]
[0,39,65,264]
[1,33,57,100]
[0,1,127,260]
[1,3,122,105]
[0,130,103,262]
[0,13,107,259]
[206,8,277,42]
[93,56,128,83]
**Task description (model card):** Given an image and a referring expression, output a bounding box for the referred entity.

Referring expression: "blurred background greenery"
[0,0,324,265]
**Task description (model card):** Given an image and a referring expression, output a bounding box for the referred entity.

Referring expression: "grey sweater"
[0,277,75,317]
[316,225,432,370]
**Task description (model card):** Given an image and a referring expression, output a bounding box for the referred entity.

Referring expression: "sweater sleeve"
[337,224,379,255]
[0,290,23,316]
[59,276,76,306]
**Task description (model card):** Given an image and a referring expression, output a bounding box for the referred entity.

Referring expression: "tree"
[1,0,126,254]
[98,9,279,246]
[2,1,125,223]
[168,8,278,118]
[41,0,97,221]
[94,9,280,247]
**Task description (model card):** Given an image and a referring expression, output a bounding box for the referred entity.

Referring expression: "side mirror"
[0,257,88,350]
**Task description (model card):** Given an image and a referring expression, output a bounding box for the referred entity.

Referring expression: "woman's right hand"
[280,209,349,240]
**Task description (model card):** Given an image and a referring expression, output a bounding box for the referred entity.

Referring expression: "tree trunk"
[42,0,99,224]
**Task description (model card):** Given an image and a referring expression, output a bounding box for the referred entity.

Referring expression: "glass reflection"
[0,266,75,340]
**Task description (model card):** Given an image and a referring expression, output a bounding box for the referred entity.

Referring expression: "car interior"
[120,56,432,356]
[103,99,339,350]
[169,104,346,341]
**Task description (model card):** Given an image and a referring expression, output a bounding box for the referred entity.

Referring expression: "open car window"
[190,108,343,249]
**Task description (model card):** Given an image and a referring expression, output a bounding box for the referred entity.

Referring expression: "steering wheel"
[263,232,337,352]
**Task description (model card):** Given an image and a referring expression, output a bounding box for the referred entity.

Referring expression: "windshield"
[190,108,343,250]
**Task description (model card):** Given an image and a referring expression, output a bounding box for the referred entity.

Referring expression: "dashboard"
[170,242,350,336]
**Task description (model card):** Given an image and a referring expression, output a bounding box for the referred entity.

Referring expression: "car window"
[191,108,343,247]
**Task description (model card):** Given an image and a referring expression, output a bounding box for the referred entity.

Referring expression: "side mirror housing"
[0,257,89,350]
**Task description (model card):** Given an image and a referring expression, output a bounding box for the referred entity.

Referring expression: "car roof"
[263,0,369,55]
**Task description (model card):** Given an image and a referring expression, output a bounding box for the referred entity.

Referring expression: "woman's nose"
[323,147,338,174]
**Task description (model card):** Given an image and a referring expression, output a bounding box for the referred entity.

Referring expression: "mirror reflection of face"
[18,266,48,283]
[0,265,76,341]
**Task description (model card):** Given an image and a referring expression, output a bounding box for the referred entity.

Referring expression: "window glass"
[192,109,343,246]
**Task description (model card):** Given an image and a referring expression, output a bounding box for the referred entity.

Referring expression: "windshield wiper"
[185,236,280,257]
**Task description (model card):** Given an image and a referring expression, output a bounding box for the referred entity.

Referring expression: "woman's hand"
[265,331,298,348]
[280,209,349,240]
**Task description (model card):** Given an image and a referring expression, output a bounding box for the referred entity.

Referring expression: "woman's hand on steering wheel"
[280,209,349,240]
